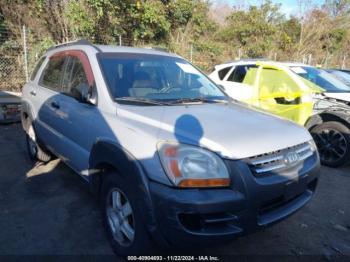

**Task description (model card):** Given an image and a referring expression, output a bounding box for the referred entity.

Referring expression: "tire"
[310,121,350,167]
[100,172,156,256]
[25,124,51,163]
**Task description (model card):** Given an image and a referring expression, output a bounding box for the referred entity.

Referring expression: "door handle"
[51,101,60,109]
[30,90,36,96]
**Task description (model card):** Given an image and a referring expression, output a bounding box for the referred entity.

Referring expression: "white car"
[210,60,350,167]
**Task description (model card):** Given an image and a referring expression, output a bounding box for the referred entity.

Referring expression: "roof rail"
[47,39,101,52]
[224,58,271,64]
[144,46,169,53]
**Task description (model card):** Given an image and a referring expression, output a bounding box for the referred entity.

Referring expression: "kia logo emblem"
[285,152,299,165]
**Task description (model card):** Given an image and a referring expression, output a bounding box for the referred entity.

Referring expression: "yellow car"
[210,61,350,167]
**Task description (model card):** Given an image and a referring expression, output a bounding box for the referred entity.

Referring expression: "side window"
[227,65,257,83]
[39,56,66,91]
[30,56,46,81]
[62,56,89,100]
[218,66,232,80]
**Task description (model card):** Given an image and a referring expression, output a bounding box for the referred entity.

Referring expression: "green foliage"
[194,41,222,56]
[133,0,170,42]
[66,0,95,38]
[27,37,55,71]
[217,0,283,57]
[65,0,173,44]
[167,0,194,27]
[166,0,216,39]
[325,28,347,52]
[278,17,301,51]
[191,0,217,38]
[1,0,350,74]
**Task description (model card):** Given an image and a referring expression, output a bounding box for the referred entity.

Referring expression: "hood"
[154,102,312,159]
[324,92,350,103]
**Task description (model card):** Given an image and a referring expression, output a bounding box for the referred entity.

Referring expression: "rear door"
[35,54,67,153]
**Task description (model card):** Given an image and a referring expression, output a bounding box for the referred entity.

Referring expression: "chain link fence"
[0,24,349,93]
[0,26,27,92]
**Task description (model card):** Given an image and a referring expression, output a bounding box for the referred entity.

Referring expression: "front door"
[50,52,98,175]
[257,66,312,125]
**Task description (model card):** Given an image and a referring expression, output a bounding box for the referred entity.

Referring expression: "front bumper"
[149,152,320,247]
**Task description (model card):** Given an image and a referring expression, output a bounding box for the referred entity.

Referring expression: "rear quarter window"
[218,66,232,80]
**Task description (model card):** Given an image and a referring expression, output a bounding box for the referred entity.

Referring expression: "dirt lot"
[0,123,349,257]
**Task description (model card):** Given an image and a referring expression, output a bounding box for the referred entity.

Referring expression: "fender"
[89,139,151,193]
[88,139,163,240]
[305,111,350,130]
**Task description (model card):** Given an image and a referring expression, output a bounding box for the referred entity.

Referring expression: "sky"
[214,0,325,16]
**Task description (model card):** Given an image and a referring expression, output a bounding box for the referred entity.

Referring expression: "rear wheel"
[26,124,51,163]
[310,121,350,167]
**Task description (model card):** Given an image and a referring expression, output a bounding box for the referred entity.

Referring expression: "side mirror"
[79,83,97,105]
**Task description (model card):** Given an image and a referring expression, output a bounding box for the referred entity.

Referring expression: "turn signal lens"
[178,178,231,188]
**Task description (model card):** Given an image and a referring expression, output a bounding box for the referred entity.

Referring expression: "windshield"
[98,53,227,103]
[327,70,350,86]
[289,66,350,93]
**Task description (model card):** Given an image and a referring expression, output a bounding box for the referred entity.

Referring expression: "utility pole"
[22,25,29,82]
[308,54,312,65]
[190,43,193,62]
[342,55,347,69]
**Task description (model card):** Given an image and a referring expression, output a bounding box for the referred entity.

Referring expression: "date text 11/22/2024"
[127,256,220,261]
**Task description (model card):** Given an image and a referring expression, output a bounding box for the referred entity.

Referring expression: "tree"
[217,0,284,58]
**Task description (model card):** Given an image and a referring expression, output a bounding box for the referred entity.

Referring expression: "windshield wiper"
[115,97,172,106]
[169,97,228,104]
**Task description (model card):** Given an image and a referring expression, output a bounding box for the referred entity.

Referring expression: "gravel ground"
[0,123,349,258]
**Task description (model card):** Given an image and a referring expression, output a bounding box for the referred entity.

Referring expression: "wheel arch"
[88,139,160,237]
[305,111,350,131]
[88,139,150,197]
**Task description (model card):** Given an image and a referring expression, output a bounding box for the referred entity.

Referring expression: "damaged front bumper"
[149,154,320,248]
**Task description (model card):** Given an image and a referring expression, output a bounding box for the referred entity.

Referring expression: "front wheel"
[100,173,156,256]
[310,121,350,167]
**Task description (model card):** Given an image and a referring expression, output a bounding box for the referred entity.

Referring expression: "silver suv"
[21,40,320,255]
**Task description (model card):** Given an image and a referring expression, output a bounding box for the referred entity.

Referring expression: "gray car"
[21,40,320,255]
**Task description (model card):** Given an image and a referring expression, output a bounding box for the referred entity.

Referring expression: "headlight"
[308,139,317,152]
[157,142,230,188]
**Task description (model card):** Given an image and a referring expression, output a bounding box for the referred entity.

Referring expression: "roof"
[214,60,313,71]
[95,45,178,57]
[280,62,312,68]
[45,39,178,58]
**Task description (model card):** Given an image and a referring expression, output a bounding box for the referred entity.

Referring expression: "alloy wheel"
[313,128,347,163]
[106,188,135,247]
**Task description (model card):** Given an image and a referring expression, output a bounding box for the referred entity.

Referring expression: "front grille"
[245,142,314,175]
